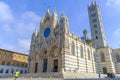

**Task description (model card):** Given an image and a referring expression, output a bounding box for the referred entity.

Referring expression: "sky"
[0,0,120,54]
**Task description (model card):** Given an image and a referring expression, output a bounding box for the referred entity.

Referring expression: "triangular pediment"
[51,38,57,46]
[41,40,47,49]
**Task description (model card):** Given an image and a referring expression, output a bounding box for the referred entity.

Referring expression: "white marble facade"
[29,1,120,78]
[29,8,96,75]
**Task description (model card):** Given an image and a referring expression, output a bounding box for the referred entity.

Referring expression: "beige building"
[29,1,120,78]
[0,48,28,77]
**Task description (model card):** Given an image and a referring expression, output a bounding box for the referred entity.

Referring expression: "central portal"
[43,59,48,72]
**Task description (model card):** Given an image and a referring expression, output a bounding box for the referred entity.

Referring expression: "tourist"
[14,70,20,80]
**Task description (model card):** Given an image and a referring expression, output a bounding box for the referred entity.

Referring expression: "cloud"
[21,11,40,23]
[106,0,120,6]
[2,24,13,33]
[2,11,41,35]
[18,39,31,52]
[0,1,41,54]
[0,1,41,34]
[0,44,15,51]
[0,1,14,23]
[0,36,16,51]
[106,0,120,11]
[114,28,120,36]
[106,0,120,7]
[14,11,41,35]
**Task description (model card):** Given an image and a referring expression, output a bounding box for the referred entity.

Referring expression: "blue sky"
[0,0,120,54]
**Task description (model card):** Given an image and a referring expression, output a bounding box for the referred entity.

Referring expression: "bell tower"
[88,1,107,48]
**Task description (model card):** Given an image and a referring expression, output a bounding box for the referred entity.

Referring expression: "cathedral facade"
[29,1,120,78]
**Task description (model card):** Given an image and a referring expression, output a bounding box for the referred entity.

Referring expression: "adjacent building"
[29,1,120,78]
[0,48,28,77]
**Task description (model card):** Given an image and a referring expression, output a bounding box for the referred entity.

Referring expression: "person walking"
[14,70,20,80]
[98,72,101,78]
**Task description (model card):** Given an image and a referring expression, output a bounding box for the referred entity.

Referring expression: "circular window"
[44,28,50,38]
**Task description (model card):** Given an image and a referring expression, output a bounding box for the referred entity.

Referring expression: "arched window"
[1,61,5,65]
[0,69,4,73]
[4,53,7,58]
[7,62,10,66]
[103,67,107,74]
[88,49,90,60]
[20,70,23,74]
[5,69,9,73]
[80,46,83,58]
[71,42,75,55]
[100,52,105,62]
[93,24,97,28]
[25,70,27,74]
[95,30,98,34]
[8,54,12,59]
[116,54,120,62]
[92,19,97,23]
[96,36,98,39]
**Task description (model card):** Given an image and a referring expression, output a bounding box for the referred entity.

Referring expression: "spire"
[91,0,97,6]
[61,12,69,22]
[62,12,65,17]
[44,8,51,23]
[46,8,50,16]
[60,11,69,22]
[53,7,57,14]
[52,7,58,28]
[45,6,51,18]
[40,17,44,24]
[34,29,38,37]
[60,11,69,33]
[60,12,66,20]
[47,8,50,13]
[53,7,57,17]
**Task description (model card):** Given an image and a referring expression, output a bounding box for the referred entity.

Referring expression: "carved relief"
[39,48,48,57]
[50,45,59,57]
[54,48,58,57]
[32,51,38,61]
